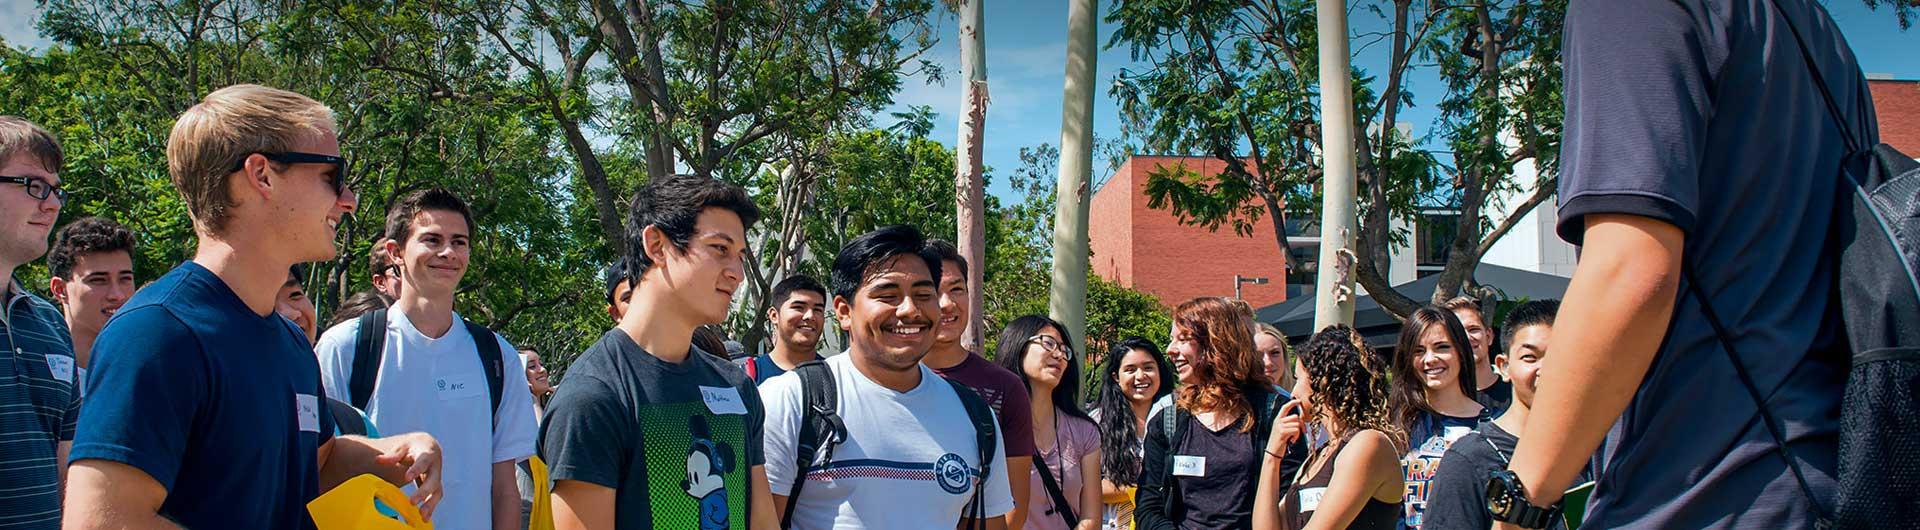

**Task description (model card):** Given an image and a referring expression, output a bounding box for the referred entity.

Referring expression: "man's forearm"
[1506,216,1683,506]
[494,461,521,530]
[319,435,411,490]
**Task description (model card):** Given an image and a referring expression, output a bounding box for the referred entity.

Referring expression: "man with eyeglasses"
[0,115,81,530]
[65,85,446,530]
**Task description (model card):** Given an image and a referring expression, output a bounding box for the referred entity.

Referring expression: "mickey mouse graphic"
[682,415,733,530]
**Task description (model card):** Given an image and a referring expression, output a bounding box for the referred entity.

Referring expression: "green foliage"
[1107,0,1567,317]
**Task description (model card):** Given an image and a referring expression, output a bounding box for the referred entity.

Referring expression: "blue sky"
[4,1,1914,201]
[881,1,1919,198]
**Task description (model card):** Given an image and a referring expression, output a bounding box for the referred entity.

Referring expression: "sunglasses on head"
[231,152,348,197]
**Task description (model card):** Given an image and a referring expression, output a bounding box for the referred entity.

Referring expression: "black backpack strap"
[464,318,506,429]
[349,309,389,411]
[1762,0,1863,154]
[1683,262,1834,525]
[782,360,843,530]
[1160,402,1188,517]
[943,377,998,530]
[327,397,368,437]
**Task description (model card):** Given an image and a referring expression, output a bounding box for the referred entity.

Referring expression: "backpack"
[1691,2,1920,527]
[347,309,507,429]
[780,360,999,530]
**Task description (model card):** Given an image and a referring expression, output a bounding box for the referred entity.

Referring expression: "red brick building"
[1090,156,1293,309]
[1871,77,1920,153]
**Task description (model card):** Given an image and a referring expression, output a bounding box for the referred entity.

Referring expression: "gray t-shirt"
[538,329,765,529]
[1555,0,1875,527]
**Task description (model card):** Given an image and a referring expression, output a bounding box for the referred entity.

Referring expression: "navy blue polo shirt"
[73,262,334,529]
[0,280,79,529]
[1556,0,1872,526]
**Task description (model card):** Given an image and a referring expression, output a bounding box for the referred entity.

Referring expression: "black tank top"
[1281,436,1401,530]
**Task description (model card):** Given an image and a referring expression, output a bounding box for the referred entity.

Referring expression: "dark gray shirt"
[1556,0,1875,527]
[538,329,765,530]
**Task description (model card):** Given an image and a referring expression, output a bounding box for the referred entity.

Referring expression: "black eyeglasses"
[230,152,348,197]
[1027,335,1074,358]
[0,175,68,204]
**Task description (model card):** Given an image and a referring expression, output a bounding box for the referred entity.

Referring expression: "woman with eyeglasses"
[1089,338,1173,530]
[996,315,1103,530]
[1135,297,1283,530]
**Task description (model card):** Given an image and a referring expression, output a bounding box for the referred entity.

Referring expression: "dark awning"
[1257,263,1572,346]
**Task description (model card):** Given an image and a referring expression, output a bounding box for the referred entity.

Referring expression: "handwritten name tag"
[700,386,748,415]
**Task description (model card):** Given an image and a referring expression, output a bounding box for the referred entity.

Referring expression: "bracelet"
[1264,448,1287,460]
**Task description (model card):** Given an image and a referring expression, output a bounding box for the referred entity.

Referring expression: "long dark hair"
[1389,306,1480,432]
[1094,337,1173,488]
[995,315,1094,424]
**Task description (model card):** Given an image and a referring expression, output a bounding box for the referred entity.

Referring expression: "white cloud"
[0,0,50,50]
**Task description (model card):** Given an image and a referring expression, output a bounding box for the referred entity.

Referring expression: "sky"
[4,1,1915,200]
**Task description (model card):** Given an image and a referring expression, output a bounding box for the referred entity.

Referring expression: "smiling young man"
[0,116,81,530]
[602,257,634,322]
[761,226,1013,530]
[66,85,444,530]
[1426,300,1579,529]
[737,274,827,385]
[1444,297,1510,414]
[315,188,538,530]
[923,238,1035,529]
[277,263,320,343]
[539,175,777,530]
[45,216,137,400]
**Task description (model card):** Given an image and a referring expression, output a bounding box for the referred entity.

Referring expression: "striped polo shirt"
[0,279,79,530]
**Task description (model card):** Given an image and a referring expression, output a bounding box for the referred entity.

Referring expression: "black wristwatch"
[1486,470,1561,529]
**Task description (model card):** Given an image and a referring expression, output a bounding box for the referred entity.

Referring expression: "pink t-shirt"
[1025,412,1101,530]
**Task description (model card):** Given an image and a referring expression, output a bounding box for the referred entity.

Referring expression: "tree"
[952,0,991,351]
[1107,0,1566,319]
[9,0,617,376]
[1050,0,1098,363]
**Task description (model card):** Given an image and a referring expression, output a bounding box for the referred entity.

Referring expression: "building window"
[1416,210,1460,271]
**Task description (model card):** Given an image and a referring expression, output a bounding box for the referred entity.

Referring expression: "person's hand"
[375,432,443,519]
[1266,400,1305,456]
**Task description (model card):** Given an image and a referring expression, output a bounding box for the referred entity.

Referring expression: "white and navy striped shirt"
[0,280,79,530]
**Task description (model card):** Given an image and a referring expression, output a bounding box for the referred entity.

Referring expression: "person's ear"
[1493,353,1510,378]
[641,224,676,272]
[835,295,855,332]
[235,153,275,202]
[47,276,67,306]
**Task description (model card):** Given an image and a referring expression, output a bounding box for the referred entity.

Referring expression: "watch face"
[1487,476,1512,516]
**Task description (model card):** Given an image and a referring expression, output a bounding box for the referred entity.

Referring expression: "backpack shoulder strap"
[327,397,368,437]
[1683,262,1833,524]
[349,309,389,411]
[463,318,506,429]
[943,378,998,477]
[1160,401,1188,516]
[943,377,998,530]
[782,360,842,529]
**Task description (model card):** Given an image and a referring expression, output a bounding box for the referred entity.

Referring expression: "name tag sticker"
[297,393,320,433]
[700,386,748,415]
[1297,486,1328,512]
[1173,455,1205,477]
[435,373,485,401]
[46,354,74,384]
